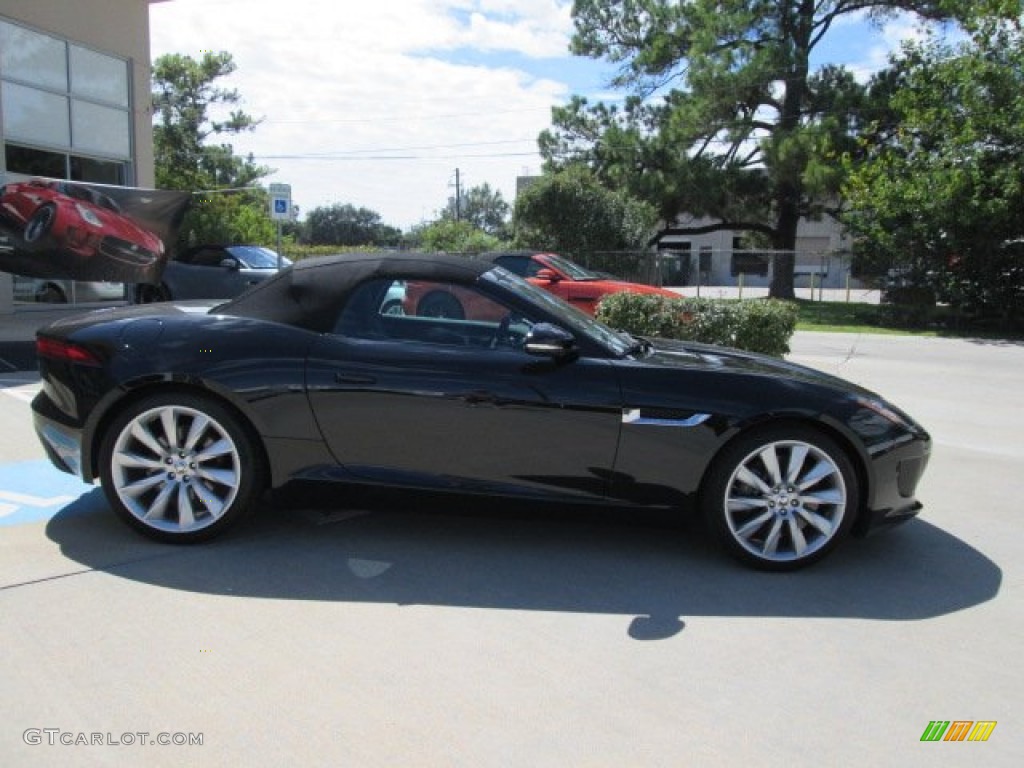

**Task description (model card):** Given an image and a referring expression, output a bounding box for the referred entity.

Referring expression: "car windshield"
[57,182,121,213]
[481,267,633,357]
[228,246,291,269]
[542,253,601,281]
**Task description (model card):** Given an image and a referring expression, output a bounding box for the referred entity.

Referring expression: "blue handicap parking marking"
[0,460,97,526]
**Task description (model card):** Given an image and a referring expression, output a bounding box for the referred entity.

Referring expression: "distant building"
[656,212,858,289]
[1,0,165,312]
[513,176,863,290]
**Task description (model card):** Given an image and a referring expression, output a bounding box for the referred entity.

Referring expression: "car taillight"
[36,337,102,366]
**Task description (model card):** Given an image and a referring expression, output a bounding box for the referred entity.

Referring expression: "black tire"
[24,204,56,243]
[36,282,67,303]
[701,425,858,571]
[417,290,465,319]
[136,283,171,303]
[98,392,264,543]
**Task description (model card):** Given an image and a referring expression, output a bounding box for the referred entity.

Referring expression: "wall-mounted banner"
[0,176,190,284]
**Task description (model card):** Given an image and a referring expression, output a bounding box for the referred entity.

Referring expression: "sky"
[149,0,939,231]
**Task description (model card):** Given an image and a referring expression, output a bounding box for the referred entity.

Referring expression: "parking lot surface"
[0,330,1021,767]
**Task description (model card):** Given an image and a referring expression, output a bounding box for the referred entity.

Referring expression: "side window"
[333,277,536,350]
[190,249,227,268]
[495,254,543,278]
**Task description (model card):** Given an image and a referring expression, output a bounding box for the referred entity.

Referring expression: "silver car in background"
[134,245,290,303]
[14,276,125,303]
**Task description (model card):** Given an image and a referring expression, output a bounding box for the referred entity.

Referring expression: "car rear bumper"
[32,391,87,481]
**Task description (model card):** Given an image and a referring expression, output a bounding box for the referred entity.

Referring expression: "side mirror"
[535,268,561,283]
[524,323,577,360]
[220,258,240,271]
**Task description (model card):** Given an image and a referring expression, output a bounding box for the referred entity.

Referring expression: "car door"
[172,248,253,298]
[305,276,624,501]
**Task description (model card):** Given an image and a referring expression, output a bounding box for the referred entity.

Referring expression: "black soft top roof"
[218,252,492,332]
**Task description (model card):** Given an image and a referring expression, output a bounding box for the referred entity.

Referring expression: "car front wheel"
[99,393,264,543]
[702,426,858,570]
[24,204,56,243]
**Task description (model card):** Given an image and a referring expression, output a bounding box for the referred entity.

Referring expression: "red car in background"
[402,251,680,319]
[0,179,164,272]
[482,251,679,315]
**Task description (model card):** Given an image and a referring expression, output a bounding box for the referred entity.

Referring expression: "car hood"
[594,280,679,298]
[640,336,878,398]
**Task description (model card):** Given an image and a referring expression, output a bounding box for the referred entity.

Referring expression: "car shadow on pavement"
[44,488,1001,640]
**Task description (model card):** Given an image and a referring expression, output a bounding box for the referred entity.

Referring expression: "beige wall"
[1,0,162,186]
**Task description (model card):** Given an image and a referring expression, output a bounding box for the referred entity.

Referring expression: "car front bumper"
[854,434,932,536]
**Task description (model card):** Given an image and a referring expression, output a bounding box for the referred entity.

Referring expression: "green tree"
[843,20,1024,324]
[152,51,274,248]
[541,1,1007,298]
[513,166,657,254]
[408,219,502,253]
[441,182,511,238]
[305,203,401,246]
[182,191,276,247]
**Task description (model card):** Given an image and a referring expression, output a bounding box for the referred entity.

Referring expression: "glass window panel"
[2,83,70,146]
[5,144,66,178]
[0,20,67,91]
[71,100,130,157]
[70,155,125,185]
[70,45,128,106]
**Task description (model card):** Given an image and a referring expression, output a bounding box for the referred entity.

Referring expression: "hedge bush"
[595,293,799,357]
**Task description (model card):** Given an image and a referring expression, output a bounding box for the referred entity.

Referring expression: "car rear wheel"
[35,282,67,303]
[99,393,264,543]
[24,204,56,243]
[701,426,858,570]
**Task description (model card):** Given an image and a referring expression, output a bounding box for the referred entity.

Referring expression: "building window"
[0,21,67,91]
[0,17,132,172]
[70,155,125,185]
[1,82,70,147]
[4,143,66,178]
[70,44,129,107]
[71,100,131,157]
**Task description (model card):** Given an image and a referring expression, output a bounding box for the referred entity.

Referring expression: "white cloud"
[149,0,576,228]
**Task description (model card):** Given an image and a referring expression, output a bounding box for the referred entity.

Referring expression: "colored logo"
[920,721,997,742]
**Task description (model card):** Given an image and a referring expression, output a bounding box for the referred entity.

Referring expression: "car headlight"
[75,204,103,228]
[855,397,913,430]
[849,396,922,442]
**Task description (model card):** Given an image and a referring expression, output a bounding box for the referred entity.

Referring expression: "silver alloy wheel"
[109,405,241,534]
[723,439,847,563]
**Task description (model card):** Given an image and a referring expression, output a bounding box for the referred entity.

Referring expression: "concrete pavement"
[0,330,1021,767]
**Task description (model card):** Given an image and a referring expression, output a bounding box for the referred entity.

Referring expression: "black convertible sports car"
[31,253,931,570]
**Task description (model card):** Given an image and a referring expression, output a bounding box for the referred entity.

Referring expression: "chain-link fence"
[567,249,882,303]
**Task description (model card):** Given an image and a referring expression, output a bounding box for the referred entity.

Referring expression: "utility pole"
[454,168,461,222]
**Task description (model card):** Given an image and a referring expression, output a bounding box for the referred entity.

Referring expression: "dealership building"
[0,0,162,313]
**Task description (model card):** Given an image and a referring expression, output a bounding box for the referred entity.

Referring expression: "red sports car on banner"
[0,179,164,273]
